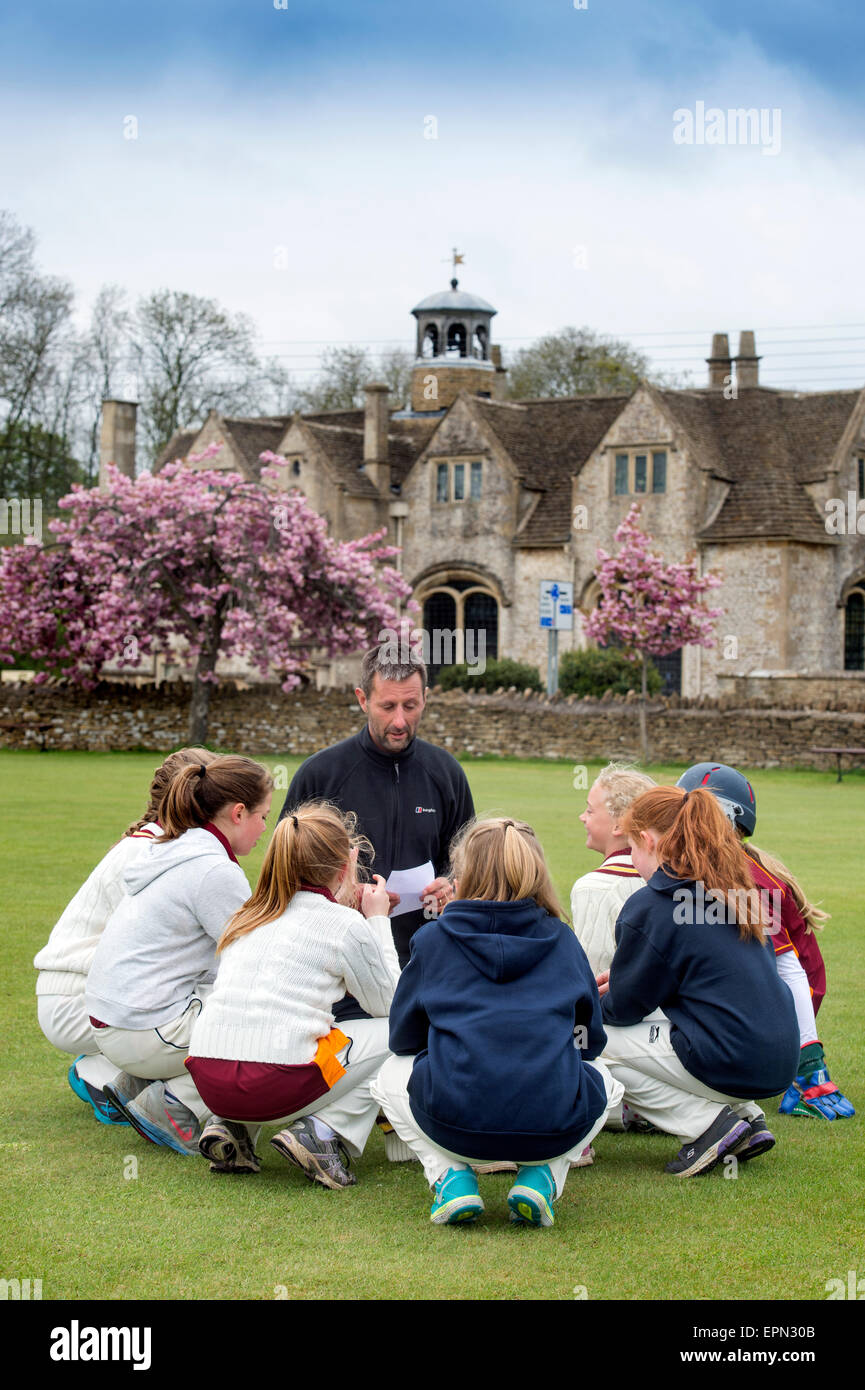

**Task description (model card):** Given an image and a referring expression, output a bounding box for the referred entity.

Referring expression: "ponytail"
[217,801,372,953]
[160,755,273,841]
[450,816,565,920]
[124,746,220,837]
[623,787,768,942]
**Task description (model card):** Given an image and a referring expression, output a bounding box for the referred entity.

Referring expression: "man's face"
[356,672,426,754]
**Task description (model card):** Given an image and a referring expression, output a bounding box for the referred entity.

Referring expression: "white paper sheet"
[385,861,436,917]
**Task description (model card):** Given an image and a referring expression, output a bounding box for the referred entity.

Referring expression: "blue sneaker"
[430,1167,484,1225]
[68,1057,128,1126]
[507,1164,557,1227]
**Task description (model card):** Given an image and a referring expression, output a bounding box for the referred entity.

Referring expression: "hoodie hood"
[439,899,563,982]
[123,827,231,896]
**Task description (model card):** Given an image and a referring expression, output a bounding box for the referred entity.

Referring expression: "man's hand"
[422,875,454,917]
[386,891,401,915]
[595,969,610,998]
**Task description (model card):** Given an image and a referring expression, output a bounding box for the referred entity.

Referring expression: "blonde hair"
[160,755,273,842]
[594,763,657,821]
[450,816,565,920]
[623,786,768,942]
[124,747,220,836]
[747,844,829,933]
[218,801,372,953]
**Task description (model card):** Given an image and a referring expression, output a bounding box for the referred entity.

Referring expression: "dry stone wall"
[1,680,863,770]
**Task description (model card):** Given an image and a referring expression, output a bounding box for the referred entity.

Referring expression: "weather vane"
[441,247,465,273]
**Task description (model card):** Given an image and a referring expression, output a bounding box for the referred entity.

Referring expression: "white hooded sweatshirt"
[85,828,250,1031]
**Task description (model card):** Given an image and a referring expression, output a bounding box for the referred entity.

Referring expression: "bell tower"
[410,277,500,412]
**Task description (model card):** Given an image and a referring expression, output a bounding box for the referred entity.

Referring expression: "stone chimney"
[363,382,390,494]
[490,343,508,400]
[734,330,760,388]
[706,333,732,390]
[99,399,137,486]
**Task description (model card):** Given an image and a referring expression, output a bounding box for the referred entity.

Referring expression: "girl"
[599,786,800,1176]
[34,746,219,1125]
[184,802,399,1188]
[85,755,273,1155]
[371,816,624,1228]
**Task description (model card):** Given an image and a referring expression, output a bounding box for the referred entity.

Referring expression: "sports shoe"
[664,1107,750,1177]
[622,1102,658,1134]
[68,1057,128,1126]
[507,1164,557,1227]
[430,1167,485,1225]
[472,1160,518,1175]
[731,1113,776,1162]
[102,1071,154,1131]
[569,1145,595,1169]
[270,1117,356,1190]
[199,1120,261,1174]
[124,1084,203,1156]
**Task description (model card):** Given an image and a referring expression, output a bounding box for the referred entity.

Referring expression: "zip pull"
[394,762,400,783]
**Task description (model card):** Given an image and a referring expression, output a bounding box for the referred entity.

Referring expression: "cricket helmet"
[676,762,757,837]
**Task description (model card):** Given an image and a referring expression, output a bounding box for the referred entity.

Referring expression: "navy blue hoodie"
[601,869,799,1099]
[388,897,608,1161]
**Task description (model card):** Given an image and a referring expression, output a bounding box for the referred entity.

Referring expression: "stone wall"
[2,680,864,769]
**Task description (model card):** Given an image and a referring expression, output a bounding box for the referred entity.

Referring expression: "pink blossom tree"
[0,447,413,743]
[584,504,723,762]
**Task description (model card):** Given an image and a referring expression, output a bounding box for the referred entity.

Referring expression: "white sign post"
[539,581,573,696]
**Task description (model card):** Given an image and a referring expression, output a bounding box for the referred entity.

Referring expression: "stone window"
[857,455,864,497]
[433,460,482,504]
[421,581,499,683]
[422,324,439,358]
[612,449,668,495]
[291,459,301,476]
[472,325,488,360]
[845,586,865,670]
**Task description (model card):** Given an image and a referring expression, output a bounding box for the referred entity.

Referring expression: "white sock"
[309,1115,338,1142]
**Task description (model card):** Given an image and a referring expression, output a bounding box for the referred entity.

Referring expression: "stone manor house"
[100,278,865,697]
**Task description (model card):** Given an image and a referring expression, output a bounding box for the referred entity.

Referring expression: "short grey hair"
[360,643,428,698]
[594,763,656,820]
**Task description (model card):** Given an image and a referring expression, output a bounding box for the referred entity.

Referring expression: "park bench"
[810,746,865,783]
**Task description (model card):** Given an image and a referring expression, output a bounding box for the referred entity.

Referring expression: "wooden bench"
[810,746,865,783]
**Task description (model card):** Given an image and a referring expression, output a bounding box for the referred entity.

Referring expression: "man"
[281,643,474,976]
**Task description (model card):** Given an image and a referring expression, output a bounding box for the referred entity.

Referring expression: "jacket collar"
[648,866,692,895]
[358,723,418,768]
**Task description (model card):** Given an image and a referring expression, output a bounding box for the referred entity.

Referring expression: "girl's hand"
[595,969,610,998]
[361,874,391,919]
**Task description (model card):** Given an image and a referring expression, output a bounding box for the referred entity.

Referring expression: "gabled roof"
[153,430,199,472]
[220,416,293,478]
[652,386,864,544]
[471,394,631,546]
[298,412,438,492]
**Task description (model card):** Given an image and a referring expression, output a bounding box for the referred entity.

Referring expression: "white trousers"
[371,1054,624,1197]
[37,994,119,1090]
[602,1019,764,1143]
[241,1017,392,1157]
[94,991,212,1123]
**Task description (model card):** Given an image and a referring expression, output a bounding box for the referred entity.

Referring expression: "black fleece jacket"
[280,725,474,966]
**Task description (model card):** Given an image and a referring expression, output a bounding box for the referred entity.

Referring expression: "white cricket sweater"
[570,849,645,976]
[188,892,400,1066]
[34,825,161,996]
[85,827,251,1030]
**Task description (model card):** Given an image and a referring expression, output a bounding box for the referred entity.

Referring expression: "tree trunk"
[639,650,650,765]
[186,615,223,745]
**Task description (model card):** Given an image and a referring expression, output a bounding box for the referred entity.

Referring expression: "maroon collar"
[203,822,239,865]
[298,883,338,903]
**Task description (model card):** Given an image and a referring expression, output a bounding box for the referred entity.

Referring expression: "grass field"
[2,750,863,1302]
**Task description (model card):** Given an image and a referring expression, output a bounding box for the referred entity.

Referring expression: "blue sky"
[2,0,863,389]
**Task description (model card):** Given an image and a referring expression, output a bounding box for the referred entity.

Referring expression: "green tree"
[505,326,675,399]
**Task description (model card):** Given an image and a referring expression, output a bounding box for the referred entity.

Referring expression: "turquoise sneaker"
[430,1167,485,1225]
[68,1057,128,1126]
[507,1164,557,1227]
